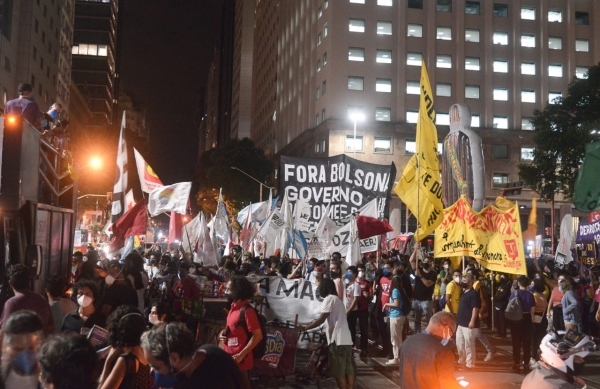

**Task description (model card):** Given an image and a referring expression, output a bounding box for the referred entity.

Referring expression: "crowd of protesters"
[0,239,598,389]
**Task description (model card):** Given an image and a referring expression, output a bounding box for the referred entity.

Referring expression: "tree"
[195,138,274,217]
[518,64,600,202]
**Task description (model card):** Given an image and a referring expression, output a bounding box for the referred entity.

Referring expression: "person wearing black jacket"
[493,273,512,338]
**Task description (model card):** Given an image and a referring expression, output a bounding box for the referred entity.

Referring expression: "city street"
[281,315,600,389]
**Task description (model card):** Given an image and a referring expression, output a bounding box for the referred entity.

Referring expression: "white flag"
[345,216,361,265]
[198,213,219,266]
[148,182,191,216]
[125,190,136,212]
[133,148,164,193]
[181,213,201,253]
[111,112,128,222]
[213,189,230,238]
[294,200,312,232]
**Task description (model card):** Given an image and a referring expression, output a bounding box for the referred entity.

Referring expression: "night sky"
[119,0,225,184]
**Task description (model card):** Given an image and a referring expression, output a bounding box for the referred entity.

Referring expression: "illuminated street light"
[230,166,275,202]
[349,112,365,159]
[89,156,102,170]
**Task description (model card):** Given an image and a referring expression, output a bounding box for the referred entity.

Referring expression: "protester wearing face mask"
[378,261,395,360]
[304,258,319,282]
[493,273,512,338]
[149,302,171,327]
[355,263,371,354]
[399,311,462,389]
[445,270,463,314]
[100,261,138,316]
[313,265,325,285]
[409,250,437,334]
[439,259,452,298]
[344,266,362,351]
[455,274,480,369]
[61,280,106,336]
[142,322,248,388]
[0,311,44,389]
[329,261,345,301]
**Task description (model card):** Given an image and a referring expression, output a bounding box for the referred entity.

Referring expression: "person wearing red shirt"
[379,261,394,359]
[220,276,263,387]
[171,262,201,314]
[356,263,372,353]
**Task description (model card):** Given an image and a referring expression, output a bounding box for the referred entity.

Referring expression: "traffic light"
[3,115,22,130]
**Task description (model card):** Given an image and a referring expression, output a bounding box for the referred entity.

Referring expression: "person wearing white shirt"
[344,266,361,349]
[298,278,355,389]
[304,258,319,283]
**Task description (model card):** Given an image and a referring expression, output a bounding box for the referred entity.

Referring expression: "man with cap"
[4,83,42,128]
[455,273,481,368]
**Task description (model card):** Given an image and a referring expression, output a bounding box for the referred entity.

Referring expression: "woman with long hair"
[560,278,581,331]
[381,274,406,366]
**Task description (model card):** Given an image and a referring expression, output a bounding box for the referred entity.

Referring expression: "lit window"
[521,147,535,161]
[548,9,562,22]
[493,173,509,187]
[493,88,508,101]
[349,19,365,32]
[437,27,451,40]
[521,62,535,75]
[465,85,480,99]
[521,34,535,47]
[377,21,392,35]
[576,39,589,52]
[348,47,365,61]
[376,78,392,93]
[521,90,535,103]
[407,24,423,37]
[436,55,452,68]
[407,52,422,66]
[575,12,589,25]
[521,7,535,20]
[317,33,322,45]
[493,4,508,17]
[346,135,364,151]
[316,60,321,72]
[78,43,88,55]
[98,45,108,56]
[436,83,451,97]
[376,49,392,63]
[348,76,364,90]
[521,118,533,130]
[437,0,452,12]
[374,137,391,152]
[493,144,509,159]
[408,0,423,9]
[465,57,480,71]
[315,141,320,153]
[323,23,328,37]
[436,112,450,125]
[575,66,589,79]
[465,1,480,15]
[378,0,393,5]
[323,52,328,64]
[493,116,508,129]
[71,45,78,55]
[493,31,508,45]
[548,36,562,50]
[471,114,480,128]
[548,64,563,77]
[405,140,416,154]
[493,60,508,73]
[325,0,329,8]
[376,108,391,122]
[406,81,420,95]
[318,7,323,19]
[347,106,364,119]
[350,0,365,3]
[549,92,562,104]
[465,29,480,42]
[406,110,418,123]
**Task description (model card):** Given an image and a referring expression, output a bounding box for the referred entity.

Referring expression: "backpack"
[505,292,523,321]
[236,304,268,359]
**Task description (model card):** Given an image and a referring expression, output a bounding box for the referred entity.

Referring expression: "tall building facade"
[251,0,600,233]
[71,0,119,128]
[0,0,74,113]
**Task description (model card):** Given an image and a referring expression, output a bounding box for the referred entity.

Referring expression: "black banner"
[280,155,396,225]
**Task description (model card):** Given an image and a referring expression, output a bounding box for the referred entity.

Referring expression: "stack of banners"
[279,154,396,227]
[573,142,600,213]
[248,275,325,350]
[148,182,192,216]
[554,214,574,267]
[575,219,600,265]
[434,196,527,275]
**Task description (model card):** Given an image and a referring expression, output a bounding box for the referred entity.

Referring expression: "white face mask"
[189,268,196,275]
[444,264,449,269]
[77,295,93,308]
[105,270,121,286]
[453,276,461,283]
[149,314,160,325]
[358,271,364,279]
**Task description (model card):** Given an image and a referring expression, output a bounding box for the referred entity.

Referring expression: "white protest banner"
[148,182,192,216]
[280,155,396,227]
[329,198,380,255]
[257,210,286,242]
[294,199,312,232]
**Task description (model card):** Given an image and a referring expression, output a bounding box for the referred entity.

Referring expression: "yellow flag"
[394,61,443,240]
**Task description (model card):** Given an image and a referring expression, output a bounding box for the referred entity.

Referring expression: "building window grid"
[493,31,508,45]
[493,116,509,129]
[437,27,451,40]
[376,78,392,93]
[377,49,392,64]
[521,62,536,75]
[374,137,392,153]
[348,47,365,61]
[407,24,423,37]
[436,55,452,68]
[493,87,508,101]
[493,3,508,18]
[521,34,536,47]
[492,173,509,188]
[493,60,508,73]
[376,107,391,122]
[548,36,562,50]
[465,29,480,42]
[346,135,364,151]
[377,21,392,35]
[548,9,562,22]
[436,83,451,97]
[465,57,480,71]
[349,19,365,33]
[576,39,589,52]
[521,7,535,20]
[465,85,480,99]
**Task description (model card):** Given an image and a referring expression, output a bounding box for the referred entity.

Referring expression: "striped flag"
[111,112,128,223]
[133,148,164,193]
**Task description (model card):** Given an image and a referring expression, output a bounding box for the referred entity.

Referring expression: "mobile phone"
[410,274,415,280]
[459,380,469,387]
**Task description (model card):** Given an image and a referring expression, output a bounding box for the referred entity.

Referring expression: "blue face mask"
[13,350,37,375]
[528,285,535,292]
[307,265,313,271]
[371,273,376,280]
[345,272,352,280]
[383,269,391,277]
[280,258,285,264]
[558,286,563,293]
[259,265,265,271]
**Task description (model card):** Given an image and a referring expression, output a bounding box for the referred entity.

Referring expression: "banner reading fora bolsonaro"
[280,155,396,225]
[434,196,527,275]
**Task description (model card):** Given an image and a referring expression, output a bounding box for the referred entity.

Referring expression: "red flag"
[356,215,394,239]
[169,211,183,248]
[110,198,147,252]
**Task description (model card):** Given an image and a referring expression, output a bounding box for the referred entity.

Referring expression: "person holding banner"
[298,278,355,389]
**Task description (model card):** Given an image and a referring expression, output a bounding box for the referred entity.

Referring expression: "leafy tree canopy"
[195,138,274,217]
[518,64,600,202]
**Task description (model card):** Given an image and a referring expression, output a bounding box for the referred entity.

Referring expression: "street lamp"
[230,166,274,202]
[349,112,365,159]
